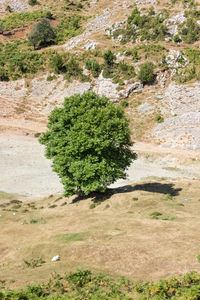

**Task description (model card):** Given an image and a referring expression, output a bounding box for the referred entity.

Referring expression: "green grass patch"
[56,232,89,243]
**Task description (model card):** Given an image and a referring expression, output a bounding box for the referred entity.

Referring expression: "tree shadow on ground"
[71,182,182,204]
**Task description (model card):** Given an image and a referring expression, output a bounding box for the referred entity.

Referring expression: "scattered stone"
[119,82,143,98]
[51,255,60,262]
[157,93,164,99]
[0,0,29,13]
[137,103,154,113]
[166,50,188,68]
[93,73,143,101]
[165,12,186,36]
[84,40,98,50]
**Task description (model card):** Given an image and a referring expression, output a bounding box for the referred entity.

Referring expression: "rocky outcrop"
[164,12,186,36]
[93,73,143,101]
[0,0,28,13]
[166,50,188,68]
[152,82,200,150]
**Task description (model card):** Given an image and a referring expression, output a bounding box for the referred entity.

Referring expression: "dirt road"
[1,133,200,197]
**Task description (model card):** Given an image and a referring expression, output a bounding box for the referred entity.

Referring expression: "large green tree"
[28,18,55,49]
[39,92,136,196]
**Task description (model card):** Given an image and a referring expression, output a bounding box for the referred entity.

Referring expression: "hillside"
[0,0,200,296]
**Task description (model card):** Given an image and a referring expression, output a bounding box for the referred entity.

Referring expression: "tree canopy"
[28,18,55,49]
[39,92,136,196]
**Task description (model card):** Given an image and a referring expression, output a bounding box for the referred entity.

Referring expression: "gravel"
[0,134,199,197]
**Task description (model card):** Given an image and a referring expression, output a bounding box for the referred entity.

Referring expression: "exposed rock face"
[0,0,29,13]
[162,82,200,116]
[166,50,188,68]
[0,76,91,119]
[84,40,98,50]
[165,12,186,36]
[152,82,200,150]
[137,103,154,113]
[93,73,119,101]
[93,73,143,101]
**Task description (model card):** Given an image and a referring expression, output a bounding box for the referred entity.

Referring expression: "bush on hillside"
[138,62,155,84]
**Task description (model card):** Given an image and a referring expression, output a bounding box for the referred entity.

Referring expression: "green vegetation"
[39,92,136,196]
[0,41,49,80]
[112,7,169,44]
[28,19,55,49]
[1,10,52,31]
[179,18,200,44]
[156,114,164,123]
[50,53,85,81]
[55,15,83,44]
[138,62,154,84]
[56,232,89,243]
[28,0,39,6]
[1,269,200,299]
[85,58,101,77]
[24,257,45,268]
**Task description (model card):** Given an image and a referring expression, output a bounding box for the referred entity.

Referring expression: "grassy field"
[1,178,200,290]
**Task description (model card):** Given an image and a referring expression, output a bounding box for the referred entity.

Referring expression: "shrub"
[85,58,101,77]
[103,50,116,66]
[50,53,65,74]
[0,21,4,34]
[173,34,181,43]
[55,15,82,44]
[138,62,154,84]
[28,18,55,49]
[39,92,136,196]
[156,114,164,123]
[24,257,45,268]
[6,5,12,12]
[179,18,200,43]
[28,0,39,6]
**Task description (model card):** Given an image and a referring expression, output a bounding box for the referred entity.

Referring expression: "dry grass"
[1,178,200,289]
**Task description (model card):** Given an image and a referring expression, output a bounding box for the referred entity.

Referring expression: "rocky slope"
[0,0,200,151]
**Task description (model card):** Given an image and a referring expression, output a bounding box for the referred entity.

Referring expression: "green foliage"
[2,270,200,299]
[197,254,200,263]
[24,257,45,268]
[85,58,101,77]
[103,50,116,66]
[113,7,169,44]
[39,92,136,196]
[55,15,82,44]
[28,18,55,49]
[173,34,181,43]
[67,270,92,287]
[179,18,200,44]
[6,5,12,13]
[64,57,82,80]
[0,21,4,34]
[50,53,66,74]
[28,0,39,6]
[156,114,164,123]
[1,10,52,31]
[150,211,162,219]
[56,232,88,243]
[138,62,154,84]
[0,41,48,80]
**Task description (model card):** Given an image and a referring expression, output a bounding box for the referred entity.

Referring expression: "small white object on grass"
[13,213,16,216]
[51,255,60,262]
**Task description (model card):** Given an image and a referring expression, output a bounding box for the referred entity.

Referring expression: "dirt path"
[1,132,200,197]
